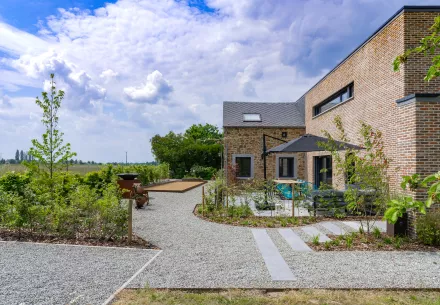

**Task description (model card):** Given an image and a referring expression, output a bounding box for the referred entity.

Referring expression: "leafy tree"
[184,123,222,142]
[394,16,440,81]
[15,150,19,162]
[151,124,222,178]
[20,150,24,162]
[29,74,76,178]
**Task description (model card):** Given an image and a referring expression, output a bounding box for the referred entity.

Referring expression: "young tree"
[394,16,440,81]
[29,74,76,178]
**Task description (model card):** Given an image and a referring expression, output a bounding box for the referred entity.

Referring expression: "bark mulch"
[0,228,158,249]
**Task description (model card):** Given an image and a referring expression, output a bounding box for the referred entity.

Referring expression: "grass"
[114,289,440,305]
[0,164,102,176]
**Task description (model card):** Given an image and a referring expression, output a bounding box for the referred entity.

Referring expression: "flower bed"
[308,230,439,252]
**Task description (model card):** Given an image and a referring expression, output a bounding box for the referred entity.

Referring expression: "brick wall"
[305,13,405,190]
[397,97,440,236]
[224,127,305,182]
[404,12,440,95]
[304,10,440,193]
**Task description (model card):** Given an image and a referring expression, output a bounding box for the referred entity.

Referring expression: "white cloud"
[0,0,438,161]
[124,70,173,104]
[12,50,106,111]
[236,62,263,97]
[100,69,119,83]
[0,94,11,108]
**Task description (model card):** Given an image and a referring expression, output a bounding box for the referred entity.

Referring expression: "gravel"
[131,185,440,289]
[0,242,160,305]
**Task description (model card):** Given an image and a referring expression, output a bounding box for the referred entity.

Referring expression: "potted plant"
[384,196,424,236]
[384,173,434,236]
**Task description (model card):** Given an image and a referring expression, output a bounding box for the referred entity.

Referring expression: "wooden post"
[128,199,133,243]
[291,183,295,218]
[202,186,205,217]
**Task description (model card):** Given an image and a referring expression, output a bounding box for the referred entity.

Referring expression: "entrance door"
[314,156,332,188]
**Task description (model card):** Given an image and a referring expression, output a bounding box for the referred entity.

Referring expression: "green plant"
[312,235,320,246]
[332,239,340,246]
[384,196,426,224]
[280,219,288,227]
[345,235,353,248]
[324,241,331,250]
[394,236,402,249]
[287,217,297,225]
[372,227,381,239]
[383,236,393,245]
[188,165,217,180]
[28,73,76,179]
[416,210,440,246]
[319,116,390,233]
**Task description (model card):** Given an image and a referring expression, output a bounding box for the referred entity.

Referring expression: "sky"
[0,0,438,162]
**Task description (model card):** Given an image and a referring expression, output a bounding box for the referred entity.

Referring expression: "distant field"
[0,164,102,176]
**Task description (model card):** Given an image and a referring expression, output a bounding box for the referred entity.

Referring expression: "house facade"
[223,101,306,182]
[223,6,440,233]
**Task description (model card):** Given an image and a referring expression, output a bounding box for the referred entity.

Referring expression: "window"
[276,155,297,179]
[278,157,295,178]
[243,113,261,122]
[314,83,354,116]
[233,154,254,178]
[314,156,332,187]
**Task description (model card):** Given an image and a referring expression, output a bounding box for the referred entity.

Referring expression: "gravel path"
[0,242,159,305]
[131,186,440,289]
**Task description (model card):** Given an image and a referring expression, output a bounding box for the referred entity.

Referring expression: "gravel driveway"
[131,185,440,289]
[0,242,160,305]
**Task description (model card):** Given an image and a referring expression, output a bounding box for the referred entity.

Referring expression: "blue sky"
[0,0,439,162]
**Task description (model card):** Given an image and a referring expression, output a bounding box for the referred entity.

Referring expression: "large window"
[314,83,354,116]
[233,154,254,178]
[277,156,296,178]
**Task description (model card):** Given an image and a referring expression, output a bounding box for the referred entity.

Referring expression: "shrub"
[0,171,31,195]
[189,165,217,180]
[416,211,440,246]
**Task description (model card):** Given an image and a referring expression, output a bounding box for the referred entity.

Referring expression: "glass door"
[314,156,332,188]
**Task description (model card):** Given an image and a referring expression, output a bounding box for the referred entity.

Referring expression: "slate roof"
[223,97,305,128]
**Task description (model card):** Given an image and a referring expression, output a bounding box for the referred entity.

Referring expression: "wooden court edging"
[144,180,207,193]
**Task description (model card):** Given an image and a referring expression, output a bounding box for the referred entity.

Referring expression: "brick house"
[223,6,440,230]
[223,100,306,181]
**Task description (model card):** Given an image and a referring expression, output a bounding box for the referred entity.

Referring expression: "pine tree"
[20,150,24,161]
[15,150,19,161]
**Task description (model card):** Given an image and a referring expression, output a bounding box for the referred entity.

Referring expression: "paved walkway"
[131,186,440,289]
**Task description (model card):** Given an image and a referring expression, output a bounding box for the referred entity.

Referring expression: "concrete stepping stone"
[301,226,331,242]
[343,221,387,233]
[251,229,296,281]
[374,221,387,232]
[343,221,361,231]
[320,222,345,235]
[278,229,313,252]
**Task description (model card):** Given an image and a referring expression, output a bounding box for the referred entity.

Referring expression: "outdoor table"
[273,180,302,217]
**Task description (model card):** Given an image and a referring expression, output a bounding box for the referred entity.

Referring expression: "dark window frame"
[278,157,296,178]
[232,154,254,179]
[313,83,354,116]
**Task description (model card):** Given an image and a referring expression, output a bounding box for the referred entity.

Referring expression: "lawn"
[0,163,102,175]
[114,289,440,305]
